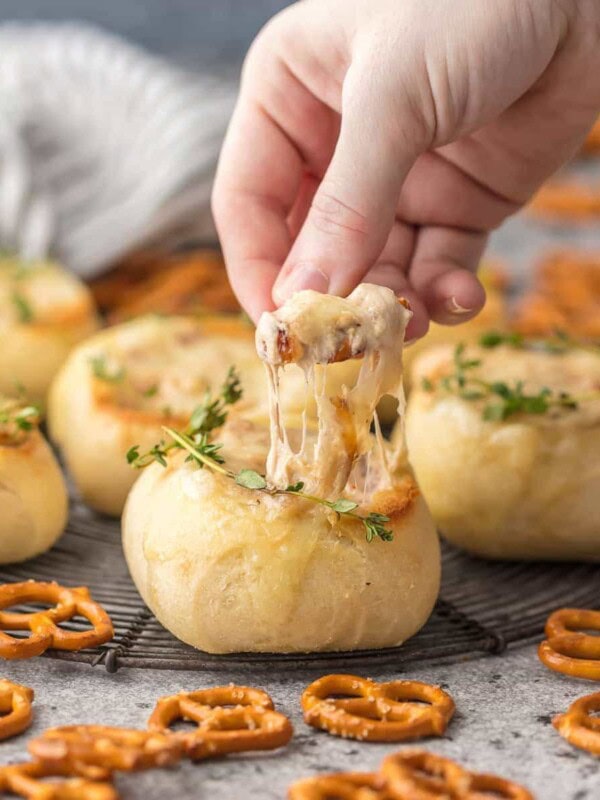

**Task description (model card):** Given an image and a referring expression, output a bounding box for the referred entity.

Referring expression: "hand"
[212,0,600,338]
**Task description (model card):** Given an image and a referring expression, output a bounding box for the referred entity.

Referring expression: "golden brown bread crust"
[369,479,420,521]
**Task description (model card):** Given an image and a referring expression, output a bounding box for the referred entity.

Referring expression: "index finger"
[212,93,302,322]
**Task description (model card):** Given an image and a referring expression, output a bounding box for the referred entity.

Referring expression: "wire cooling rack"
[1,497,599,673]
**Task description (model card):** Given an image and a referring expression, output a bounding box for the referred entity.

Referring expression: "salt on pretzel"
[553,691,600,757]
[287,772,391,800]
[28,725,183,779]
[148,685,293,760]
[0,581,113,660]
[0,761,118,800]
[0,679,34,740]
[301,674,455,742]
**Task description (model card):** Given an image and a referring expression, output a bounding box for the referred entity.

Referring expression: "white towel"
[0,22,236,276]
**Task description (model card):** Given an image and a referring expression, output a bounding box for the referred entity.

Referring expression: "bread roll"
[0,400,68,563]
[0,257,99,403]
[405,343,600,560]
[48,314,360,515]
[123,418,440,653]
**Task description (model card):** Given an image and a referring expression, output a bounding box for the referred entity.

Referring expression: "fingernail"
[446,296,473,315]
[273,264,330,304]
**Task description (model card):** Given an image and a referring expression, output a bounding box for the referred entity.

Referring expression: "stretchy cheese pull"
[256,284,411,497]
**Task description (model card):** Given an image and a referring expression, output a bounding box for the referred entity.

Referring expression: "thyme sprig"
[162,426,393,543]
[126,367,242,469]
[89,355,126,383]
[479,329,600,355]
[422,342,598,421]
[12,291,34,323]
[0,398,40,441]
[127,368,393,543]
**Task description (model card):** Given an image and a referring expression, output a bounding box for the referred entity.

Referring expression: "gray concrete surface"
[2,645,599,799]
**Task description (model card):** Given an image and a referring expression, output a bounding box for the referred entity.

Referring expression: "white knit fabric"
[0,23,236,276]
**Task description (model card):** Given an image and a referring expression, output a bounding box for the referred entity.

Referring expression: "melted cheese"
[256,284,411,497]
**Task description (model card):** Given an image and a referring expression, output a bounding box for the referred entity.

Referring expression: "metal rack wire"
[1,498,599,673]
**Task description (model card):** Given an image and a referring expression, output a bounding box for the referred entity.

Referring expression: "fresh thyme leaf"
[424,342,597,421]
[285,481,305,492]
[482,403,508,422]
[127,368,242,469]
[189,397,227,434]
[329,498,359,513]
[221,366,243,405]
[12,291,34,323]
[236,469,267,489]
[363,513,393,543]
[142,385,159,398]
[479,331,524,349]
[490,382,511,398]
[421,377,434,392]
[478,328,599,355]
[14,406,39,430]
[90,355,125,383]
[126,446,140,464]
[0,399,40,442]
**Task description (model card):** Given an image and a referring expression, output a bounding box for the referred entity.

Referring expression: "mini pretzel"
[467,772,534,800]
[28,725,183,779]
[0,761,118,800]
[148,685,293,760]
[538,642,600,681]
[301,674,455,742]
[545,608,600,660]
[0,581,114,660]
[381,750,471,799]
[0,679,34,740]
[553,692,600,756]
[287,772,390,799]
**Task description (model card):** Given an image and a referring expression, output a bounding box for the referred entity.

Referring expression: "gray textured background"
[0,1,292,69]
[0,3,599,798]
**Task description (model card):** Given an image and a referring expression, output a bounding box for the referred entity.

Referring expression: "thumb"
[272,59,425,304]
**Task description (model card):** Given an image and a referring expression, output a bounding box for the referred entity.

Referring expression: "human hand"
[212,0,600,338]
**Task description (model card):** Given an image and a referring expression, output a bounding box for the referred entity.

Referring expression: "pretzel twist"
[0,761,118,800]
[148,685,293,760]
[553,691,600,756]
[0,679,34,740]
[546,608,600,660]
[0,582,113,660]
[381,750,471,799]
[28,725,183,779]
[287,772,391,799]
[467,772,535,800]
[291,750,534,800]
[301,674,455,742]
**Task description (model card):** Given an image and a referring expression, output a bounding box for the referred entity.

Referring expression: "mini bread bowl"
[48,314,361,515]
[0,399,68,563]
[404,340,600,560]
[123,416,440,654]
[0,257,99,403]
